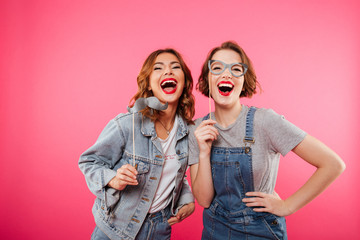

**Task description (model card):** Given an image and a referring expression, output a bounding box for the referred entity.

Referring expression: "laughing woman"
[189,41,345,239]
[79,48,195,240]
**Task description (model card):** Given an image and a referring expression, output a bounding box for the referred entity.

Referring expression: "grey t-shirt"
[188,105,307,194]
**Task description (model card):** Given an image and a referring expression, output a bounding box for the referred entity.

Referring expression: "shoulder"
[194,117,204,126]
[110,112,146,133]
[253,107,278,117]
[253,107,284,123]
[250,107,292,133]
[188,116,208,133]
[113,111,145,123]
[254,107,305,136]
[113,112,134,121]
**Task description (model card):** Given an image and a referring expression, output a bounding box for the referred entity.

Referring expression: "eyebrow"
[212,60,242,64]
[154,61,180,65]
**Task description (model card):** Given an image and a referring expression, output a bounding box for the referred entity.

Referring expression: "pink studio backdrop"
[1,0,359,239]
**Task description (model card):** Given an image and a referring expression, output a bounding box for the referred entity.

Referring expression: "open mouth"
[217,81,234,96]
[161,78,178,94]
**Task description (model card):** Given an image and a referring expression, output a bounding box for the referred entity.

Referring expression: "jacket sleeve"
[174,174,194,214]
[78,117,125,208]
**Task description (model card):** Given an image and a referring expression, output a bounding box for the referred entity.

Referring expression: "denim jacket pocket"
[122,151,150,184]
[106,154,151,219]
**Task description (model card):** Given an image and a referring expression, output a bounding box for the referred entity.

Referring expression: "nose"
[164,66,173,75]
[222,67,232,78]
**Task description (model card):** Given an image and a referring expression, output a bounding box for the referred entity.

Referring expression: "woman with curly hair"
[79,48,195,240]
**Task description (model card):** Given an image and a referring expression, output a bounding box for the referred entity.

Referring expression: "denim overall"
[202,107,287,240]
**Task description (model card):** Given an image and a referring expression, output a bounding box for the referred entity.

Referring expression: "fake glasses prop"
[208,60,248,77]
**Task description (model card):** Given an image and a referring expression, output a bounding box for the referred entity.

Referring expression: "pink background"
[1,0,359,239]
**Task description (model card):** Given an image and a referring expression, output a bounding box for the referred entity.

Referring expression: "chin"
[214,96,238,107]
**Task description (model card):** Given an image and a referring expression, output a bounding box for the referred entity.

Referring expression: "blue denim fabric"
[91,226,111,240]
[79,112,193,240]
[91,205,172,240]
[201,107,287,240]
[136,205,172,240]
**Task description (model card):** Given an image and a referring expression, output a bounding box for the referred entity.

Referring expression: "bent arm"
[168,176,195,226]
[189,119,218,208]
[190,156,215,208]
[78,118,124,202]
[284,134,345,214]
[176,175,195,211]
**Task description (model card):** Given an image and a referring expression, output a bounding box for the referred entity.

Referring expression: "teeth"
[161,80,177,87]
[218,83,233,88]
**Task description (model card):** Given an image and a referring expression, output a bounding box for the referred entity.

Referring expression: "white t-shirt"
[149,116,179,213]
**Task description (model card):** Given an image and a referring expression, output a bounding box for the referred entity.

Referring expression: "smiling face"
[148,52,185,106]
[209,49,245,109]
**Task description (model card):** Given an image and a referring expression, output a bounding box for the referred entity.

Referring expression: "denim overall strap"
[205,107,257,211]
[202,113,211,121]
[244,106,256,144]
[242,106,256,193]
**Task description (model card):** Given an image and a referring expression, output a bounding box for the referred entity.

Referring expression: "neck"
[214,101,242,128]
[155,102,177,139]
[158,102,177,124]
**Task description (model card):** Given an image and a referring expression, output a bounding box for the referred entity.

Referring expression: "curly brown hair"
[197,41,261,98]
[129,49,195,124]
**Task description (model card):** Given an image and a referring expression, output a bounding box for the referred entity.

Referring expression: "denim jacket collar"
[141,114,188,140]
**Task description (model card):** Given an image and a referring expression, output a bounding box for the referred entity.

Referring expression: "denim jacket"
[79,112,194,240]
